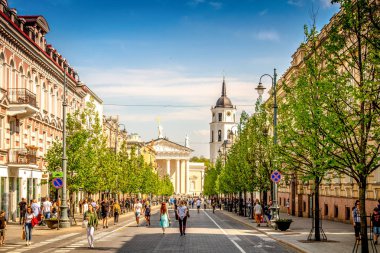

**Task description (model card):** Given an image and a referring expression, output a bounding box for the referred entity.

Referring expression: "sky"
[8,0,339,158]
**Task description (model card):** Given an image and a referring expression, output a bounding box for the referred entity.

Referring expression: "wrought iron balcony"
[8,88,37,107]
[8,148,37,165]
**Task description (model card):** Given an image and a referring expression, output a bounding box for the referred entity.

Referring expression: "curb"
[218,210,308,253]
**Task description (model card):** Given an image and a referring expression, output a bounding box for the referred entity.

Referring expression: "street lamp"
[60,65,70,228]
[255,68,279,221]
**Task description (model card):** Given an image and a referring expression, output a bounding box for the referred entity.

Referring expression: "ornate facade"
[0,0,100,220]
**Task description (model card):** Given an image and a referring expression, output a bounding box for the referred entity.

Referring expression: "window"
[218,130,222,142]
[303,201,306,212]
[218,113,222,122]
[345,207,350,220]
[334,205,338,218]
[324,204,328,216]
[211,131,214,142]
[0,117,3,149]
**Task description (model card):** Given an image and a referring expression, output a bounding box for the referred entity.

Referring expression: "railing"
[8,148,37,164]
[8,88,37,108]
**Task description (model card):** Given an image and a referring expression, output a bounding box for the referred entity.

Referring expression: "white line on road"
[203,210,246,253]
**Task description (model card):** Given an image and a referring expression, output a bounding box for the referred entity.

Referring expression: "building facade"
[0,0,100,220]
[209,78,237,164]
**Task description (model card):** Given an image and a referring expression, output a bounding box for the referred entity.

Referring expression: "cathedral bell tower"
[209,78,237,164]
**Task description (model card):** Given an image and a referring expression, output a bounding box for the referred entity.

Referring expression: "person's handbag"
[31,217,39,227]
[82,220,88,228]
[21,229,25,240]
[187,210,190,218]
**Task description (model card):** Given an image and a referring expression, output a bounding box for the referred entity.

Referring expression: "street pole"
[256,68,279,221]
[60,65,70,228]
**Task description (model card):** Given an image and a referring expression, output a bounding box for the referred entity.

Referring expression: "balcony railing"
[8,148,37,165]
[8,88,37,108]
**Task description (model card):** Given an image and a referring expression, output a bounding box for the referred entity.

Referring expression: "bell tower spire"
[222,76,226,97]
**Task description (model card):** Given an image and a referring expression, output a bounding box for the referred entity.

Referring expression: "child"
[0,211,7,245]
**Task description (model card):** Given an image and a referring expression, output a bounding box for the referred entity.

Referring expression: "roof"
[215,78,233,108]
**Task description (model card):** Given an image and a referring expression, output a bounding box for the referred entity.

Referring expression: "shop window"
[345,207,350,220]
[279,198,282,206]
[324,204,329,216]
[334,205,339,218]
[303,201,306,212]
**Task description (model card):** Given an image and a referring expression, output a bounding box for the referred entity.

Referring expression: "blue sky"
[9,0,339,157]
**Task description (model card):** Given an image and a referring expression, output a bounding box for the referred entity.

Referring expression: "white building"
[209,78,237,164]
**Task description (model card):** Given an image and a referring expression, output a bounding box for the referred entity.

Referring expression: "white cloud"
[209,2,222,10]
[319,0,333,8]
[287,0,303,7]
[255,31,280,41]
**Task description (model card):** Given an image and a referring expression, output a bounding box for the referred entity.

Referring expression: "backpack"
[0,217,4,229]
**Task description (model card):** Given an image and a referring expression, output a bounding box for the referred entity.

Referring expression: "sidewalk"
[4,205,161,246]
[220,209,374,253]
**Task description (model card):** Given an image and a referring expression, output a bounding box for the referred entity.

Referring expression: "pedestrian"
[144,201,151,227]
[23,206,35,246]
[31,199,40,218]
[247,198,252,219]
[377,199,380,210]
[42,198,52,219]
[159,202,170,234]
[286,199,290,215]
[101,199,109,229]
[0,211,6,246]
[83,199,89,217]
[253,199,263,227]
[352,200,361,241]
[51,202,58,218]
[113,201,121,225]
[84,204,98,249]
[19,198,27,225]
[196,198,201,213]
[134,199,143,227]
[372,207,380,244]
[177,200,188,236]
[212,199,216,213]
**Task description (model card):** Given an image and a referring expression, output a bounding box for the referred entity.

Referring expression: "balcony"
[7,88,39,119]
[8,147,38,168]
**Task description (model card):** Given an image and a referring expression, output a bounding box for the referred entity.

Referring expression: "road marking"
[203,210,246,253]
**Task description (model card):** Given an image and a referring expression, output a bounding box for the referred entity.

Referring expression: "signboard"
[270,170,282,183]
[52,178,63,189]
[52,172,63,178]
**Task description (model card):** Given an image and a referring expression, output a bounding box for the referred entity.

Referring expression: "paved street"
[2,208,295,253]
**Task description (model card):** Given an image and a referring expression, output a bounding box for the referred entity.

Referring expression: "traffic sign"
[52,172,63,178]
[52,178,63,189]
[270,170,282,183]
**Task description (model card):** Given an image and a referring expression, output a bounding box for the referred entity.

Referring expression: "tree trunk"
[239,191,243,216]
[263,191,268,205]
[314,177,321,241]
[359,180,369,253]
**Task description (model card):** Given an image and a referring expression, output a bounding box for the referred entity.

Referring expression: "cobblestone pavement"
[5,208,296,253]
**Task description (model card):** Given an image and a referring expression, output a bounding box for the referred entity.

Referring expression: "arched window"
[218,130,222,142]
[9,60,15,90]
[0,53,4,89]
[211,130,214,142]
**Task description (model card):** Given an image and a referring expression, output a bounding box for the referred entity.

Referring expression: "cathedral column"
[166,159,171,176]
[176,160,180,194]
[186,160,190,194]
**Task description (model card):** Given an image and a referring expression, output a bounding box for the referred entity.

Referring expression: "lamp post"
[60,66,70,228]
[255,68,279,221]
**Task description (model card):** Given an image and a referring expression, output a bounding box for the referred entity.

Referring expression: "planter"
[275,219,293,231]
[45,219,59,229]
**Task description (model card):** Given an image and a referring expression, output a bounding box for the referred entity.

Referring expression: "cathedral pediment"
[147,138,193,154]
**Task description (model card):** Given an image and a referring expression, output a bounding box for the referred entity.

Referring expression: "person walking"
[18,198,27,225]
[23,206,35,246]
[113,201,121,225]
[372,207,380,244]
[352,200,361,241]
[101,199,109,229]
[196,198,201,213]
[286,199,290,215]
[177,200,188,236]
[84,204,98,249]
[31,199,40,218]
[253,199,263,227]
[0,211,6,246]
[159,202,170,234]
[144,201,151,227]
[42,198,52,219]
[83,199,89,217]
[134,199,143,227]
